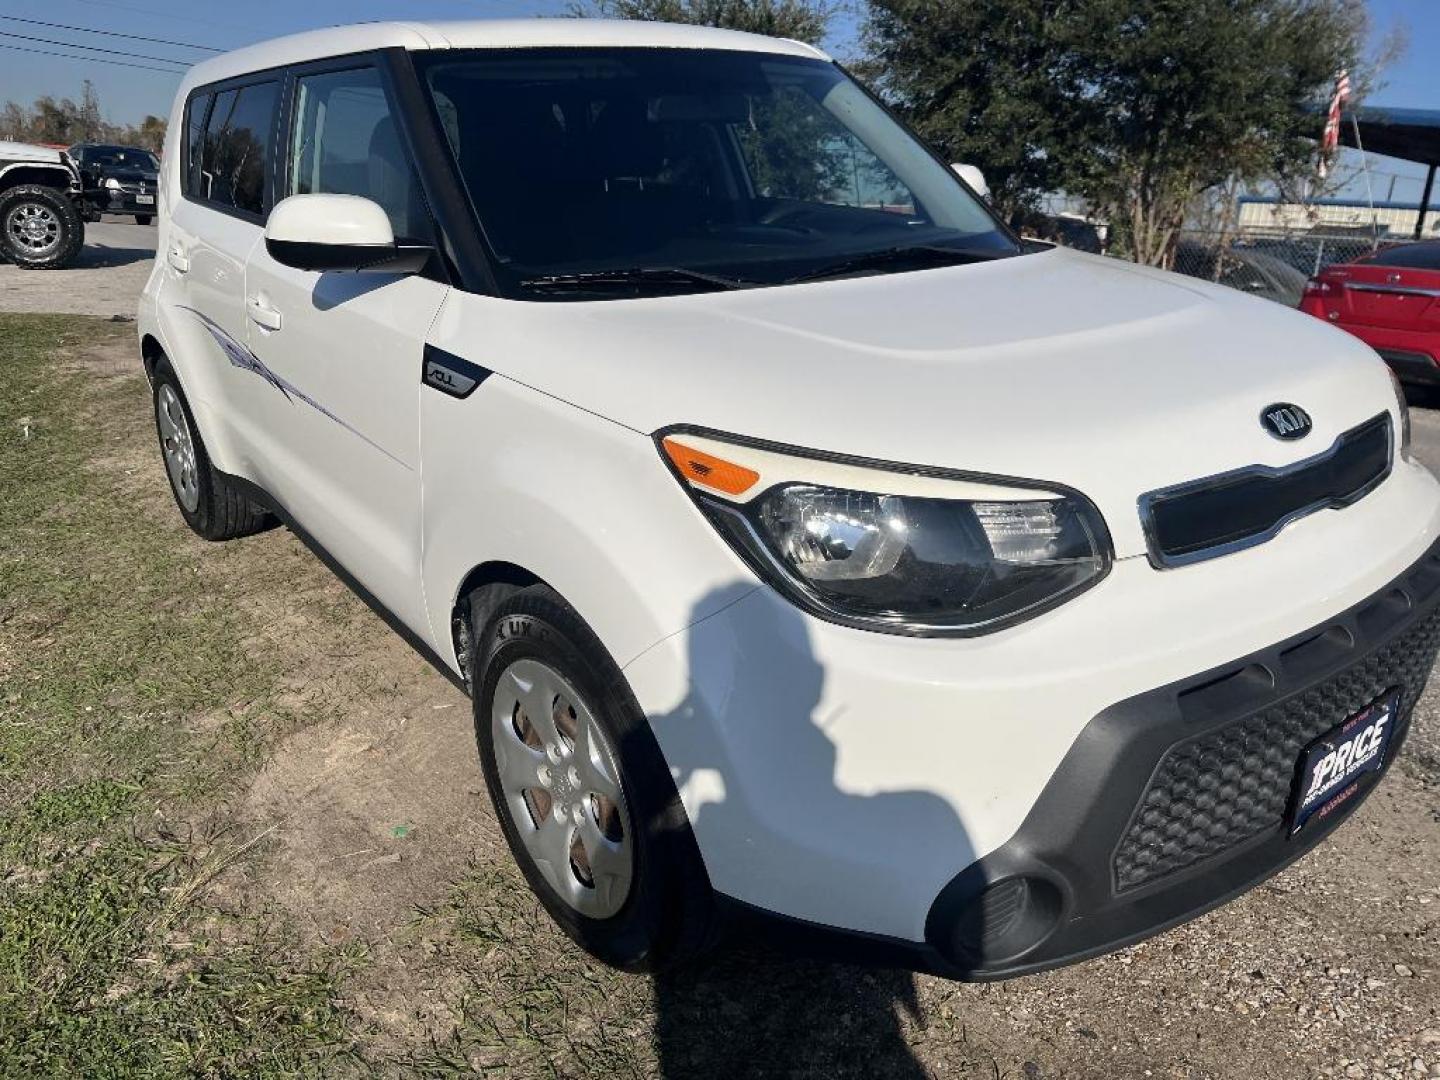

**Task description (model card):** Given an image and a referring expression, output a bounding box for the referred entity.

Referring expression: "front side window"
[418,48,1019,299]
[287,66,425,241]
[198,81,279,216]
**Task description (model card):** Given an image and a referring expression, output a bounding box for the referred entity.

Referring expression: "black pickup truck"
[68,143,160,225]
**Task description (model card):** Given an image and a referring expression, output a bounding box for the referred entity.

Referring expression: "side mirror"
[265,193,429,274]
[951,163,990,201]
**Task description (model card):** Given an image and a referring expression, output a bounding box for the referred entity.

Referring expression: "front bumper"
[85,187,157,215]
[922,532,1440,977]
[711,534,1440,980]
[623,454,1440,974]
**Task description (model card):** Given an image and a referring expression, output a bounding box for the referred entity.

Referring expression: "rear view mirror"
[265,193,429,274]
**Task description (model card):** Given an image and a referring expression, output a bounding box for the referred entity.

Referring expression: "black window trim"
[181,64,287,226]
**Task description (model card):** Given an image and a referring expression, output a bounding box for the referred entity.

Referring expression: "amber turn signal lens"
[662,437,760,496]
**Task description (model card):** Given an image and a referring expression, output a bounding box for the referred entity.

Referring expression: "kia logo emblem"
[1261,403,1313,440]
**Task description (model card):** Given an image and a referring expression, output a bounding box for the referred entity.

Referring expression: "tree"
[861,1,1076,215]
[864,0,1377,265]
[0,85,165,150]
[579,0,833,45]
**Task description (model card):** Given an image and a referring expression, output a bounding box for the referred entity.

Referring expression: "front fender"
[418,372,758,675]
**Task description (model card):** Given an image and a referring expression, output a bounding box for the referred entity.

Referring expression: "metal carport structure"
[1338,105,1440,239]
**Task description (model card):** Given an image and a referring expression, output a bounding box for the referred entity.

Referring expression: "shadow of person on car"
[644,583,976,1078]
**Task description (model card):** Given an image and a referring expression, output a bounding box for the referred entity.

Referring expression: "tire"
[135,215,153,225]
[0,184,84,269]
[470,584,716,971]
[151,356,270,541]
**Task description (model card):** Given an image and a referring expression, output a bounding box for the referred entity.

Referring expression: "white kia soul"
[139,19,1440,978]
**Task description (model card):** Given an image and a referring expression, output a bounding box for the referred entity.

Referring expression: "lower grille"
[1114,605,1440,892]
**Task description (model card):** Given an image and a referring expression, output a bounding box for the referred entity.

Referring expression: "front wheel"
[134,214,153,226]
[0,184,84,269]
[470,584,716,971]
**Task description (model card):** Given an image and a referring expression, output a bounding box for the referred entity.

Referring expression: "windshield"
[418,48,1020,299]
[86,147,159,171]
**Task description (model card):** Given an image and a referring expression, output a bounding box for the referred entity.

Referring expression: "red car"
[1301,240,1440,386]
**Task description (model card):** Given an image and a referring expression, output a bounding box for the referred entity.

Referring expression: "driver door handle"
[166,246,189,273]
[246,296,282,332]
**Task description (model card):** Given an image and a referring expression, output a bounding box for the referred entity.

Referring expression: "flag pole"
[1350,111,1380,248]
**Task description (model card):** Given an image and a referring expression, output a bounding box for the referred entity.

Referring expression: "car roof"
[179,18,830,95]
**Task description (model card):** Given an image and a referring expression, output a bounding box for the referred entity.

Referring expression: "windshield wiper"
[784,245,1006,285]
[519,266,754,295]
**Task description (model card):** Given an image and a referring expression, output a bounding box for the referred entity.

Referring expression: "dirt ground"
[0,220,155,318]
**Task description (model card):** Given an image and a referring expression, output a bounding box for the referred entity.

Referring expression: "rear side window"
[197,81,280,216]
[1369,243,1440,270]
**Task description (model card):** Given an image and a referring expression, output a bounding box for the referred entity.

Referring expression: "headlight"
[1388,366,1412,460]
[103,177,122,190]
[660,431,1112,636]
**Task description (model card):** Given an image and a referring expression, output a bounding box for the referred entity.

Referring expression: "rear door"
[1329,243,1440,329]
[156,77,282,476]
[239,56,449,633]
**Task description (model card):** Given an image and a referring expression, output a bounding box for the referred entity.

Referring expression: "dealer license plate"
[1290,689,1400,835]
[136,194,154,204]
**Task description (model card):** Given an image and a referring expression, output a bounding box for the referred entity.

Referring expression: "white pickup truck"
[0,139,86,269]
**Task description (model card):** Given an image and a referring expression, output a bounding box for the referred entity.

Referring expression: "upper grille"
[1141,413,1392,568]
[1113,603,1440,893]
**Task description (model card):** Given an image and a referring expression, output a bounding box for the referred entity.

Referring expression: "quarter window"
[198,81,279,215]
[288,66,424,240]
[183,93,211,196]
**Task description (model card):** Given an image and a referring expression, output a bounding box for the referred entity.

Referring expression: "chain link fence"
[1029,211,1423,308]
[1169,230,1414,308]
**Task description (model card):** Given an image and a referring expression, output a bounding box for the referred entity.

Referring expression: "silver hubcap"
[156,383,201,512]
[492,659,633,918]
[5,202,60,256]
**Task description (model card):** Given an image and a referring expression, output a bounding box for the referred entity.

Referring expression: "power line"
[0,14,220,52]
[0,40,184,73]
[0,28,190,67]
[69,0,253,35]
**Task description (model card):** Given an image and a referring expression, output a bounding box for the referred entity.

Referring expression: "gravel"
[0,219,155,319]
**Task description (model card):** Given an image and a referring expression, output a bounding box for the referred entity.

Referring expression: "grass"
[0,315,363,1077]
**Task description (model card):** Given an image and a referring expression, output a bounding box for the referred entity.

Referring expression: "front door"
[241,59,448,634]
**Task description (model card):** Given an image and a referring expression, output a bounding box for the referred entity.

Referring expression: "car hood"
[0,140,64,165]
[459,246,1399,558]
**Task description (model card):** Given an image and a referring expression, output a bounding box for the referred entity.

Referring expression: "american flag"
[1318,69,1351,179]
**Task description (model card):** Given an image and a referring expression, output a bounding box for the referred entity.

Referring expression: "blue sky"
[0,0,1434,204]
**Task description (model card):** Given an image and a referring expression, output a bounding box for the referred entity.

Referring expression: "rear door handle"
[166,246,189,273]
[246,296,282,332]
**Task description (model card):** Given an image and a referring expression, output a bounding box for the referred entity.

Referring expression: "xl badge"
[1261,402,1312,441]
